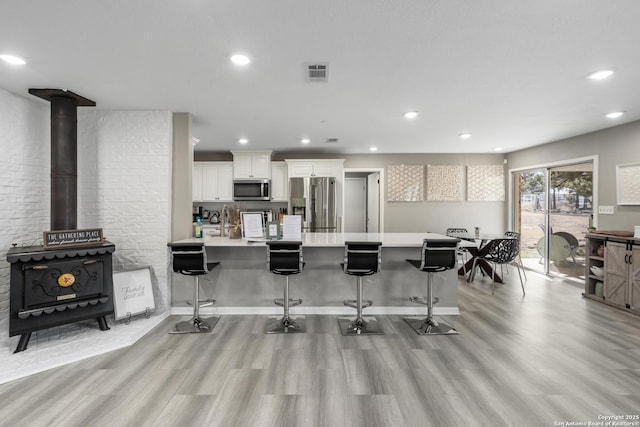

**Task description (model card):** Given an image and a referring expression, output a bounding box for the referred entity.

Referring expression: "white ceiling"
[2,1,640,154]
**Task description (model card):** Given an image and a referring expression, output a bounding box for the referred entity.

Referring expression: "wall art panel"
[426,165,464,201]
[387,165,424,201]
[467,165,504,201]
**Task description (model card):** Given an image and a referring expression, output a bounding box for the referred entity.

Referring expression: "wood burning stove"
[5,88,116,353]
[7,242,115,352]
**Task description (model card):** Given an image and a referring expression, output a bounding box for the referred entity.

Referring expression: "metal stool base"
[403,316,459,335]
[265,315,306,334]
[338,316,383,336]
[170,316,219,334]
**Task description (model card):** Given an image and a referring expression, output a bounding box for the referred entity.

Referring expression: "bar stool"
[338,241,383,336]
[167,242,219,334]
[265,240,305,334]
[404,238,460,335]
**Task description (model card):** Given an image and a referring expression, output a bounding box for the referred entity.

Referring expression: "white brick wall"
[0,87,173,345]
[78,110,173,312]
[0,89,50,335]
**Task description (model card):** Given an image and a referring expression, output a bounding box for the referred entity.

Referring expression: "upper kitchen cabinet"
[193,162,233,202]
[232,151,272,179]
[270,162,288,202]
[286,159,345,178]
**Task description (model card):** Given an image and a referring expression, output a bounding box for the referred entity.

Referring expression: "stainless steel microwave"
[233,179,270,201]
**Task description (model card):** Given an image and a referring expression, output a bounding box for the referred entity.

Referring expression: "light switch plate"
[598,205,615,214]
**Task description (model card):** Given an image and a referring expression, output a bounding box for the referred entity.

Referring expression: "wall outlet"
[598,205,615,215]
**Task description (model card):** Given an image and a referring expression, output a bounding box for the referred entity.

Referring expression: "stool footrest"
[274,298,302,307]
[187,298,216,308]
[343,299,372,309]
[265,315,306,334]
[403,316,458,335]
[169,316,219,334]
[409,296,439,306]
[338,316,383,335]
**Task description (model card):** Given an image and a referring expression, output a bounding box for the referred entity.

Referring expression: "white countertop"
[173,232,458,248]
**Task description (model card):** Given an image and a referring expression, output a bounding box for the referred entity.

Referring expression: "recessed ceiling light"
[230,54,251,65]
[494,147,503,151]
[459,133,472,139]
[403,111,419,119]
[369,146,378,152]
[238,138,249,144]
[0,54,26,65]
[300,138,310,144]
[586,69,614,80]
[606,111,625,119]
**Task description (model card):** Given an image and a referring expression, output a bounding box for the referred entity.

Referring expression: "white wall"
[0,89,50,335]
[507,120,640,231]
[78,110,173,312]
[0,86,174,347]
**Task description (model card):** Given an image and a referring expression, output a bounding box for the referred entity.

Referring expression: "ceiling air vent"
[305,62,329,82]
[325,138,339,144]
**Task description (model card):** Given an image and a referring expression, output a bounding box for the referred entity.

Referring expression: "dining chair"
[472,238,525,295]
[446,227,471,275]
[504,231,527,281]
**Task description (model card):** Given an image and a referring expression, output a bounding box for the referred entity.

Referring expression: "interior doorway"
[344,177,366,232]
[512,159,595,282]
[344,169,383,233]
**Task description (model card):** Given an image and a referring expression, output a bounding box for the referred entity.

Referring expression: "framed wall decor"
[616,162,640,205]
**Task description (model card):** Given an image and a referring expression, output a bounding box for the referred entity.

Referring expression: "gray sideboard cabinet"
[584,233,640,314]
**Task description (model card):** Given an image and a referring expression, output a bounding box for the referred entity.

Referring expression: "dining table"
[449,233,517,284]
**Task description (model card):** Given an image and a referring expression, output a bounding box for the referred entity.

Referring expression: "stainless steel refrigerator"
[288,177,337,232]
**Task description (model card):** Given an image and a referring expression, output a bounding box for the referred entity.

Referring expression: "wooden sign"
[43,228,104,249]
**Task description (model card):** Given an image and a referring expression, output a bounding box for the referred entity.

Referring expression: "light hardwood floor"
[1,268,639,427]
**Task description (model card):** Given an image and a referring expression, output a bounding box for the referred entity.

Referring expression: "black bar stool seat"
[168,242,219,334]
[265,240,305,334]
[338,241,383,336]
[404,238,460,335]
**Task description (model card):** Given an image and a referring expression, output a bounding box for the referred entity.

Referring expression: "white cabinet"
[286,159,344,178]
[193,162,233,202]
[232,151,271,179]
[285,159,345,231]
[270,162,288,202]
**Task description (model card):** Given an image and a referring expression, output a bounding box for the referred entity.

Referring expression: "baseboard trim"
[170,306,460,316]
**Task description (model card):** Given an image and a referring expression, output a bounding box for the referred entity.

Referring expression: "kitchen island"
[170,233,460,315]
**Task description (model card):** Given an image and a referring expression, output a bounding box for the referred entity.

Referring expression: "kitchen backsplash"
[194,201,288,219]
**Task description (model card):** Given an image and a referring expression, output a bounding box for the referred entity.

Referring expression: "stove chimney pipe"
[29,89,96,231]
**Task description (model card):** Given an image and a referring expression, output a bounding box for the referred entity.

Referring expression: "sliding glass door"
[513,161,593,281]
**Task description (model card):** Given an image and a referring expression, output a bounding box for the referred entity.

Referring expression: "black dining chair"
[504,231,527,281]
[446,227,472,275]
[471,238,525,295]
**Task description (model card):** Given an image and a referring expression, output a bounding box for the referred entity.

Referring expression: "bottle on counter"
[193,216,203,238]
